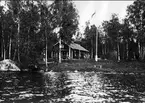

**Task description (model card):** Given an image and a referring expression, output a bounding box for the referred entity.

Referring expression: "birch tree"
[127,0,145,60]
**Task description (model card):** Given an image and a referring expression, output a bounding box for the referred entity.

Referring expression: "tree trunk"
[105,42,108,56]
[2,28,6,60]
[13,48,17,60]
[27,27,30,55]
[117,42,120,62]
[1,31,3,59]
[105,43,107,56]
[1,21,4,59]
[1,39,3,59]
[126,41,129,60]
[58,37,61,63]
[91,40,93,59]
[3,41,6,60]
[140,42,142,60]
[138,41,141,60]
[45,29,48,69]
[122,43,125,60]
[9,37,12,59]
[141,42,143,60]
[102,44,104,56]
[17,17,20,62]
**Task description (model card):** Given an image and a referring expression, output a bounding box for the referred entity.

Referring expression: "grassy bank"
[46,59,145,73]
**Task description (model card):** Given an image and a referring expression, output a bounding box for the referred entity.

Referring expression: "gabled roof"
[69,43,89,52]
[53,41,89,52]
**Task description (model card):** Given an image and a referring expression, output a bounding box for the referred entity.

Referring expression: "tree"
[50,0,79,63]
[38,1,54,68]
[102,14,122,61]
[127,0,145,60]
[51,0,79,43]
[97,26,108,59]
[2,10,15,60]
[0,0,79,69]
[4,0,46,69]
[83,24,96,59]
[7,0,24,62]
[120,18,133,60]
[0,1,14,60]
[0,5,5,59]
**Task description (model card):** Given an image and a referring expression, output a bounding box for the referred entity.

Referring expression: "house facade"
[51,41,89,60]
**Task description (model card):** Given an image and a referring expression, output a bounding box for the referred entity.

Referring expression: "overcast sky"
[73,1,134,33]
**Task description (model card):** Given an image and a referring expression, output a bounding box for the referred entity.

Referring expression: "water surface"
[0,71,145,103]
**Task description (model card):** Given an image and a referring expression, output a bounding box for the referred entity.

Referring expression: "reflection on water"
[0,71,145,103]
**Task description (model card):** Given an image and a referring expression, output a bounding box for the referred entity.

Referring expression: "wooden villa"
[51,41,89,60]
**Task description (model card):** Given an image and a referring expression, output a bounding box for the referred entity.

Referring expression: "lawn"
[46,59,145,73]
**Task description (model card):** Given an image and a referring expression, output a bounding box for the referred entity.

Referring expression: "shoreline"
[45,59,145,73]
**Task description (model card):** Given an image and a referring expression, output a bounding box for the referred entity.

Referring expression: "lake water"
[0,71,145,103]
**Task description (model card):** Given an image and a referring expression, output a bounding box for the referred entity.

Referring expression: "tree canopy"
[0,0,79,69]
[82,0,144,61]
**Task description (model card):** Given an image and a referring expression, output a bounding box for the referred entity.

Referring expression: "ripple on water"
[4,87,14,90]
[1,71,145,103]
[19,93,33,98]
[18,91,29,94]
[2,93,11,97]
[18,86,24,89]
[5,80,12,83]
[0,99,4,102]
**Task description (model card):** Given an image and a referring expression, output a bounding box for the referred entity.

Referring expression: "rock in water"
[0,59,20,71]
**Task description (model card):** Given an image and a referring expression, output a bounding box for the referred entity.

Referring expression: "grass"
[45,59,145,73]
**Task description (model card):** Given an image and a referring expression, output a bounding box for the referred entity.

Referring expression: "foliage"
[102,14,122,49]
[127,0,145,60]
[82,24,96,58]
[50,0,79,44]
[0,0,79,69]
[127,0,145,41]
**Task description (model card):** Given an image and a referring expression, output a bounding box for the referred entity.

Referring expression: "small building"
[51,41,89,60]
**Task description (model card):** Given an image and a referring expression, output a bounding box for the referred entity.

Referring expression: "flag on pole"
[91,11,96,18]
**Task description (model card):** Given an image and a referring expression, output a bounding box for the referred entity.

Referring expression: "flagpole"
[91,11,98,61]
[95,27,98,61]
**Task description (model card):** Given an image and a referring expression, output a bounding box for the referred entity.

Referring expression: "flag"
[91,11,96,18]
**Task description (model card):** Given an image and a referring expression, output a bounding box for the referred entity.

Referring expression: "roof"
[69,43,89,52]
[53,41,89,52]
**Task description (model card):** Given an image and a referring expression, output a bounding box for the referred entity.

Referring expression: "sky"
[73,1,134,33]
